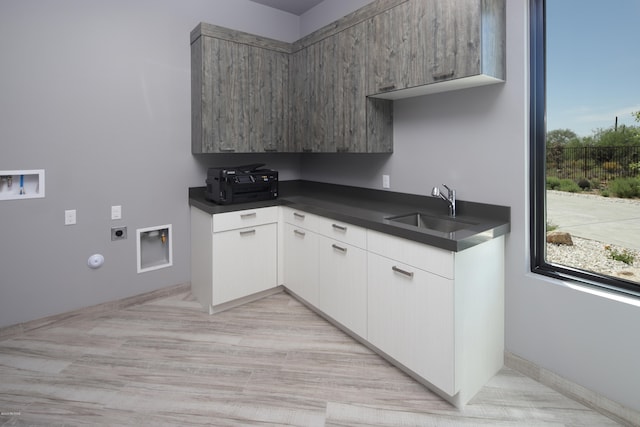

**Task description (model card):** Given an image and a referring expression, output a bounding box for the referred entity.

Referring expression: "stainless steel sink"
[386,212,476,233]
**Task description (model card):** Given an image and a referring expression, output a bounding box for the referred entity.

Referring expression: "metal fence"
[547,146,640,180]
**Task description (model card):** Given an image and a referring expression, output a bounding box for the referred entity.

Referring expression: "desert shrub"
[604,245,635,265]
[603,161,621,173]
[558,179,581,193]
[546,176,561,190]
[577,178,591,190]
[590,178,601,190]
[608,177,640,198]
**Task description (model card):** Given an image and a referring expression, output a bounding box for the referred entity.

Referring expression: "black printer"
[205,164,278,205]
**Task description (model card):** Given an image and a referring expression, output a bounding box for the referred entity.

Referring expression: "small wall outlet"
[64,209,76,225]
[382,174,390,189]
[111,226,127,241]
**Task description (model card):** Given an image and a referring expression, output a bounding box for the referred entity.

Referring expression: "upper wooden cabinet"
[367,0,506,99]
[289,22,393,153]
[191,0,505,153]
[191,24,290,154]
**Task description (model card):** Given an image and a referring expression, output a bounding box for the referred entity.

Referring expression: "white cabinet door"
[367,252,456,395]
[317,235,367,338]
[211,223,277,305]
[283,223,319,306]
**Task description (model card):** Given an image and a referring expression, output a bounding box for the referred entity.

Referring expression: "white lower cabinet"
[367,229,505,406]
[367,252,455,395]
[317,235,368,338]
[283,223,319,306]
[211,223,277,305]
[193,205,504,407]
[191,206,278,313]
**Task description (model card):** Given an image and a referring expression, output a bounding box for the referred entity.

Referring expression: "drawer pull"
[240,212,257,219]
[239,229,256,236]
[379,84,396,92]
[293,212,305,220]
[392,266,414,279]
[332,224,347,232]
[332,244,347,253]
[220,148,236,152]
[294,229,306,237]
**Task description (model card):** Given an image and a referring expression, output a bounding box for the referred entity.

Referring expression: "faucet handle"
[431,187,440,197]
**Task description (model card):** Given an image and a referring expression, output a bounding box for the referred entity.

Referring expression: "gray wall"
[1,0,639,416]
[0,0,303,327]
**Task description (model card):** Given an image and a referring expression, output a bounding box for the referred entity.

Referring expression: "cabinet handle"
[240,212,257,219]
[378,84,396,92]
[293,212,305,220]
[239,229,256,236]
[294,229,306,237]
[302,148,313,153]
[432,70,455,81]
[392,266,414,279]
[264,148,278,152]
[332,224,347,232]
[336,147,350,153]
[220,148,236,152]
[331,244,347,253]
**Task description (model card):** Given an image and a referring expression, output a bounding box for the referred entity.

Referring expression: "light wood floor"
[0,291,623,426]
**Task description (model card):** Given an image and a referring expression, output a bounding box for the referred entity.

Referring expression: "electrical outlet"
[111,226,127,241]
[111,205,122,220]
[64,209,76,225]
[382,175,390,189]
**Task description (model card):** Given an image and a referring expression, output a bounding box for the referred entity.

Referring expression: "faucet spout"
[431,184,456,217]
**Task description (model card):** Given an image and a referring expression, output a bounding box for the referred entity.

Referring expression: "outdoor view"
[545,1,640,284]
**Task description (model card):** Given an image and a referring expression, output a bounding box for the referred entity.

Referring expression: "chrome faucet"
[431,184,456,217]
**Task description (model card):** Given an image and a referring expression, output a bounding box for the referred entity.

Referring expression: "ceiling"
[249,0,324,16]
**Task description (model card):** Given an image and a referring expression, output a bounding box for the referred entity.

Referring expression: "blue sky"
[546,0,640,137]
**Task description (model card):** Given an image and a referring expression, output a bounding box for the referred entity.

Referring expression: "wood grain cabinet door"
[199,37,250,153]
[367,0,503,96]
[248,46,289,152]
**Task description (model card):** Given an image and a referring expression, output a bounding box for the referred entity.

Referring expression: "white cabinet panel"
[211,223,277,305]
[368,229,454,279]
[368,252,455,395]
[317,235,367,338]
[282,207,320,232]
[212,206,279,232]
[283,223,319,306]
[315,216,367,249]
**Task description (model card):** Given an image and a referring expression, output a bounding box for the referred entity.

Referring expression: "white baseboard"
[505,351,640,427]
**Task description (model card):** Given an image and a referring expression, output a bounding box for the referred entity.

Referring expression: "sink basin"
[386,212,476,233]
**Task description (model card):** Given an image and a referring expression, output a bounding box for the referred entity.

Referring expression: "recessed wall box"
[136,224,172,273]
[0,169,45,200]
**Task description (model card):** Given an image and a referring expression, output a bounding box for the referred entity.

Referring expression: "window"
[530,0,640,296]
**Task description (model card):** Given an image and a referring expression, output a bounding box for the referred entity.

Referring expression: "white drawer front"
[282,207,319,232]
[212,206,278,233]
[367,229,454,279]
[315,216,367,249]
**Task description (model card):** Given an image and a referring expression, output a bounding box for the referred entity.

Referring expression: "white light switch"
[64,209,76,225]
[111,205,122,220]
[382,175,390,189]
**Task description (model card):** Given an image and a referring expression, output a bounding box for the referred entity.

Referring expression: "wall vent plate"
[111,226,127,241]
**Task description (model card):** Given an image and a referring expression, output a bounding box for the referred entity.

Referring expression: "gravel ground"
[547,236,640,280]
[546,191,640,281]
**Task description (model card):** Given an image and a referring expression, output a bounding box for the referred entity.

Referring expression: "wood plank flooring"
[0,291,624,426]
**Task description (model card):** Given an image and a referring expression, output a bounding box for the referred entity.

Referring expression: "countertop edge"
[188,183,510,252]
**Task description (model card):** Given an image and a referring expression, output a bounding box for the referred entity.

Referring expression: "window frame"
[529,0,640,297]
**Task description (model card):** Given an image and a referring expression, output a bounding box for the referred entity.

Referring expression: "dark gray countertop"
[189,180,510,252]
